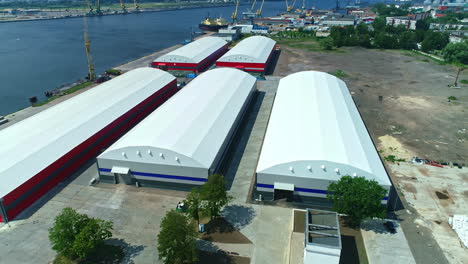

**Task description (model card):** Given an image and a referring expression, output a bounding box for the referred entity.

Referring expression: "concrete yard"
[0,76,293,264]
[360,219,416,264]
[389,163,468,264]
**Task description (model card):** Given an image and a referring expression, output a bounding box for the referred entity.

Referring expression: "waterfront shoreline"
[0,32,213,129]
[0,3,234,23]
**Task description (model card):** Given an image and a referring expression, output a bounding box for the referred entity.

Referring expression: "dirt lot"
[275,45,468,164]
[274,43,468,263]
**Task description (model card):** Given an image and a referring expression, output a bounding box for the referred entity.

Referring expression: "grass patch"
[53,244,124,264]
[461,80,468,84]
[34,81,92,107]
[274,37,344,53]
[105,68,121,76]
[328,69,348,78]
[384,155,405,163]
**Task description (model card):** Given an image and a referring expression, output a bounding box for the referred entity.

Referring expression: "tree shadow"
[221,204,256,230]
[105,238,145,264]
[196,240,250,264]
[360,219,400,235]
[340,235,360,264]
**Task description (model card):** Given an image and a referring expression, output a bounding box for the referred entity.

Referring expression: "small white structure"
[256,71,391,202]
[97,68,256,187]
[304,209,341,264]
[449,215,468,248]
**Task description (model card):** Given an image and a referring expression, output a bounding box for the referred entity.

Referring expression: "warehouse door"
[274,182,295,202]
[111,166,133,185]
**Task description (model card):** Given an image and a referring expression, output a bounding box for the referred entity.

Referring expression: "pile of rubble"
[449,215,468,248]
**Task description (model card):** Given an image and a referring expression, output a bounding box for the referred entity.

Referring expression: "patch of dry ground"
[275,46,468,163]
[274,45,468,263]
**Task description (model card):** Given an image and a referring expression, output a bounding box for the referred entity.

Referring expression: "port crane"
[285,0,297,12]
[120,0,127,13]
[95,0,103,15]
[83,17,95,81]
[85,0,94,15]
[256,0,264,17]
[231,0,239,22]
[250,0,257,12]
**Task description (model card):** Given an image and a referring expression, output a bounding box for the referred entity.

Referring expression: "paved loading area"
[0,77,293,264]
[360,219,416,264]
[388,163,468,264]
[0,162,187,264]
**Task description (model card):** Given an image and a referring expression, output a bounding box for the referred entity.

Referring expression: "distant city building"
[386,14,430,30]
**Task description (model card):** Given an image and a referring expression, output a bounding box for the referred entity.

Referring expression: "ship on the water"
[198,17,228,31]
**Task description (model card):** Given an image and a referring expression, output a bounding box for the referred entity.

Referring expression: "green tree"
[358,34,372,48]
[356,22,369,35]
[372,17,387,32]
[330,26,346,47]
[157,210,198,264]
[442,41,468,86]
[374,33,398,49]
[320,37,334,50]
[72,218,113,259]
[49,208,113,260]
[421,31,449,52]
[185,187,204,225]
[327,176,387,227]
[399,31,418,50]
[416,19,430,31]
[201,174,232,220]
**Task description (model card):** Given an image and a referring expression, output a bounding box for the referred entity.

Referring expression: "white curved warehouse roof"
[217,36,276,64]
[257,71,390,186]
[154,37,227,64]
[0,67,175,198]
[100,68,256,169]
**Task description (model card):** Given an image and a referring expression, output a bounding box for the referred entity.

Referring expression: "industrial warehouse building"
[152,36,228,73]
[97,68,256,187]
[0,68,177,223]
[256,71,391,203]
[216,36,276,73]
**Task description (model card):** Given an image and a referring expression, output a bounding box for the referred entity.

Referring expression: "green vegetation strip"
[34,81,92,107]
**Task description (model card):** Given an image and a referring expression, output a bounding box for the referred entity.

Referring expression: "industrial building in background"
[0,68,177,223]
[97,68,256,188]
[216,36,276,73]
[255,71,391,203]
[152,36,228,73]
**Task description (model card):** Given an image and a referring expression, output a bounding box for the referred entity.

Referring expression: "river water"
[0,0,343,115]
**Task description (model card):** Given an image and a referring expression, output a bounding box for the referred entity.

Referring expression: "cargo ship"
[198,17,228,31]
